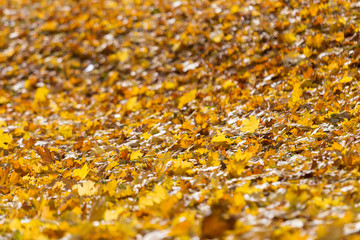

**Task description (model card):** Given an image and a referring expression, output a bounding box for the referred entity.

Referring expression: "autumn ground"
[0,0,360,239]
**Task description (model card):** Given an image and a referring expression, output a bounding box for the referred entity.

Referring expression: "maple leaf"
[0,130,12,149]
[289,82,303,108]
[334,32,344,43]
[227,150,253,178]
[1,0,360,238]
[201,211,236,239]
[130,150,143,160]
[73,180,98,196]
[303,46,312,58]
[313,33,324,48]
[41,21,58,32]
[172,158,194,175]
[283,32,296,44]
[104,207,125,221]
[34,86,49,103]
[104,180,117,197]
[178,89,196,109]
[240,116,259,133]
[210,30,224,43]
[0,96,9,104]
[73,164,89,180]
[35,146,55,166]
[201,151,220,167]
[211,132,233,144]
[340,76,352,83]
[59,125,73,139]
[117,50,129,62]
[234,149,253,162]
[139,184,168,209]
[126,97,141,111]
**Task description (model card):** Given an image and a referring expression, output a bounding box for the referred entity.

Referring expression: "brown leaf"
[35,146,55,166]
[201,212,236,239]
[24,138,36,149]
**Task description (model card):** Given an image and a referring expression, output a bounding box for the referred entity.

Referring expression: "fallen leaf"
[35,146,55,166]
[73,164,89,180]
[0,130,12,149]
[240,116,260,133]
[178,89,196,109]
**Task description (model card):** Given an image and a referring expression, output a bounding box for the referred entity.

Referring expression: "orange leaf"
[35,146,55,166]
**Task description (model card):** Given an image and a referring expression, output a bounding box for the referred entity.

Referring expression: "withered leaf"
[35,146,55,166]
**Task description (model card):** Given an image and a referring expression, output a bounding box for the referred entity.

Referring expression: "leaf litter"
[0,0,360,239]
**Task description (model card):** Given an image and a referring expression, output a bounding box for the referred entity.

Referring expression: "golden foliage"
[0,0,359,239]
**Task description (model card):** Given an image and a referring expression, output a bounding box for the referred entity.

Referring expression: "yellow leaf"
[332,142,343,151]
[283,32,296,44]
[210,30,224,43]
[107,71,118,85]
[73,180,97,196]
[104,180,117,197]
[233,191,245,209]
[126,97,141,111]
[223,80,236,90]
[41,21,58,32]
[162,81,177,90]
[178,89,196,109]
[59,125,72,139]
[40,205,55,220]
[52,181,65,190]
[224,34,233,41]
[141,132,151,140]
[0,96,9,104]
[9,218,22,231]
[211,132,233,144]
[49,100,60,113]
[34,87,49,103]
[0,52,6,63]
[139,184,168,209]
[328,61,339,71]
[73,164,89,180]
[104,207,124,221]
[228,150,253,177]
[234,149,253,162]
[196,148,209,155]
[130,150,143,160]
[0,130,12,149]
[313,33,324,48]
[151,184,168,203]
[303,46,312,58]
[117,50,129,62]
[230,5,240,14]
[288,83,303,108]
[172,158,194,175]
[297,111,313,127]
[170,211,195,236]
[334,32,344,43]
[205,151,220,167]
[338,17,346,25]
[309,5,318,16]
[240,116,260,133]
[340,76,352,83]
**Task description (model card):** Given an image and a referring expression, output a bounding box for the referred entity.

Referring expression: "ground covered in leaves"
[0,0,360,239]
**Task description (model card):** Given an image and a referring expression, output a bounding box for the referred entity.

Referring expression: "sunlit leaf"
[73,180,98,196]
[211,132,233,144]
[240,116,259,133]
[34,87,49,103]
[0,130,12,149]
[73,164,89,180]
[178,89,196,109]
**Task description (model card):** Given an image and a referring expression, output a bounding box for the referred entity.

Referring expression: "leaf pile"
[0,0,360,239]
